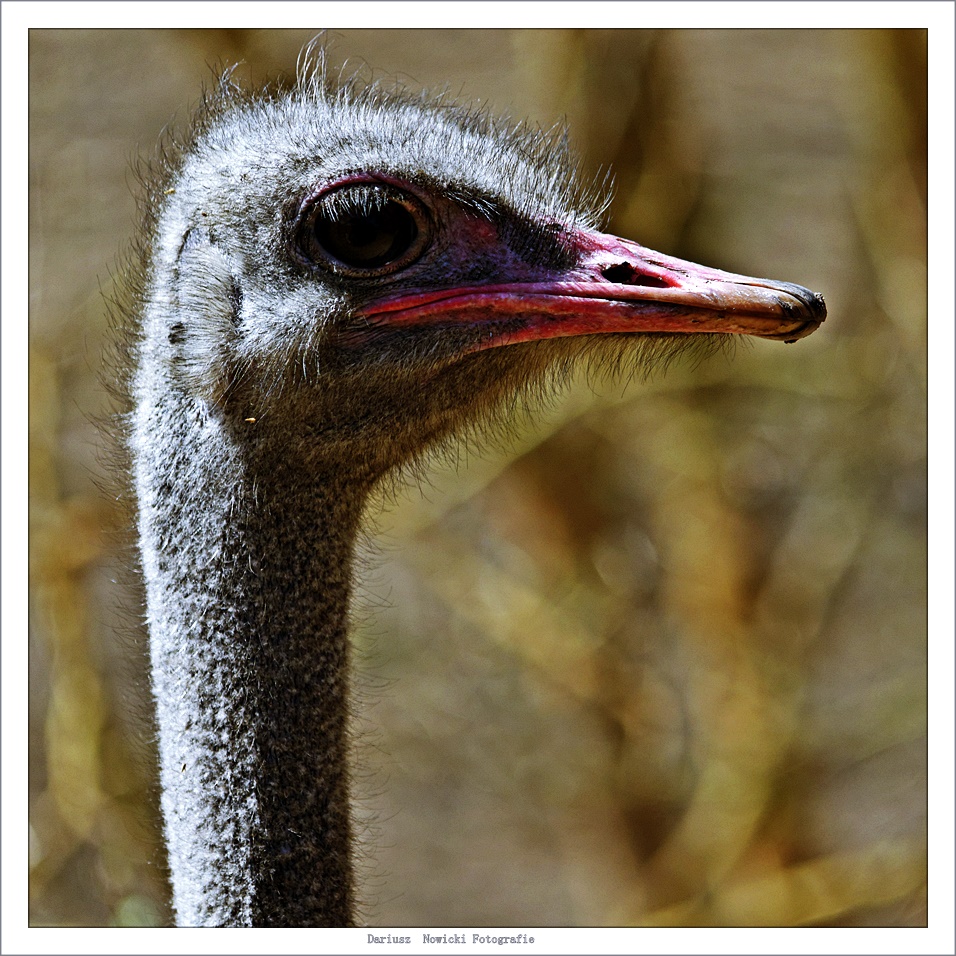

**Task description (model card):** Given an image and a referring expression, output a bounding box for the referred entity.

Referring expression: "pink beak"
[358,226,825,349]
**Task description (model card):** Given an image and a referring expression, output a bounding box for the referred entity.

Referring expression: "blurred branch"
[636,838,926,927]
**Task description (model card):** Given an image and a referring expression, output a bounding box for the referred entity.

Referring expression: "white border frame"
[5,5,953,954]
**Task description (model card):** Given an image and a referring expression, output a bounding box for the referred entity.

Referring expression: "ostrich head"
[142,63,823,488]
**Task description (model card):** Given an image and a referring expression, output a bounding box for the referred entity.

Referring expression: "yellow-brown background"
[29,28,927,926]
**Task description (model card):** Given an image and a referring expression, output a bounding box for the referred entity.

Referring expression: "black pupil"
[314,197,418,270]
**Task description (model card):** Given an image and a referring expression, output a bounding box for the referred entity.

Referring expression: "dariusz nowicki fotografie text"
[366,933,536,945]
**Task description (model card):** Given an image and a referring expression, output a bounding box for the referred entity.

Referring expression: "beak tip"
[770,283,826,342]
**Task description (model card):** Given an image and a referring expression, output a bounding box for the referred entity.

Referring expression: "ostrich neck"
[135,389,369,927]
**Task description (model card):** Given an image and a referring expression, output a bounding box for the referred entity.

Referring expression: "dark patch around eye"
[497,215,576,271]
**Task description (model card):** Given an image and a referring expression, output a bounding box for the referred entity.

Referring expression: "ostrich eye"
[298,183,429,276]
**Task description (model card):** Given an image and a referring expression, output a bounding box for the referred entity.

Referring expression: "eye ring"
[294,180,431,277]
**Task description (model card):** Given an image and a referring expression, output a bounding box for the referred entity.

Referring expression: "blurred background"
[29,29,926,927]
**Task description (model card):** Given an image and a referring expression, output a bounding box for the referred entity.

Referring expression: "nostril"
[601,262,670,287]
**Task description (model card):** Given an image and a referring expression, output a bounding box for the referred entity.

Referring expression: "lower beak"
[358,227,826,349]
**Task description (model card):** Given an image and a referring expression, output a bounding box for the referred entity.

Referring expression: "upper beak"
[357,226,826,350]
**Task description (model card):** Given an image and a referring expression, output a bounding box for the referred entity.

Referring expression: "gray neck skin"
[136,386,368,927]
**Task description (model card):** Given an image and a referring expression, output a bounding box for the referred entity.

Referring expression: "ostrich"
[124,55,824,927]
